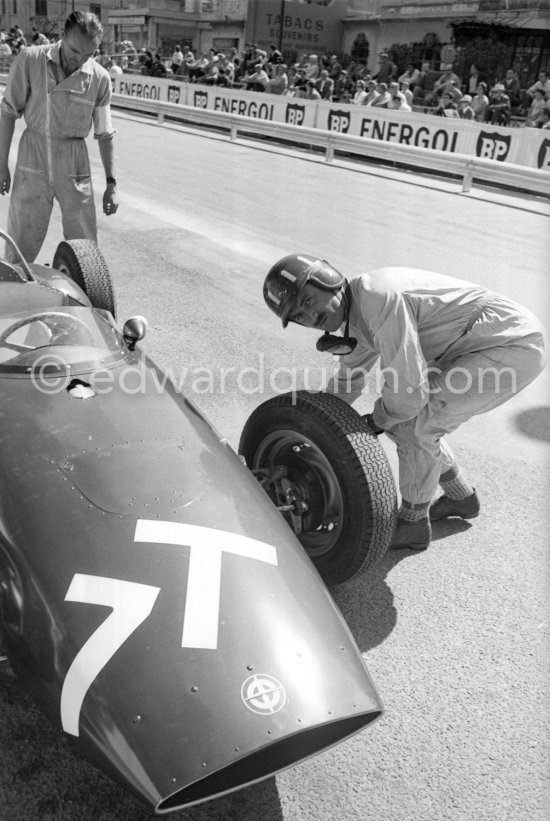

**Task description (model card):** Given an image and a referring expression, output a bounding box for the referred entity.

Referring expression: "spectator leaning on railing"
[93,36,548,132]
[244,62,269,92]
[435,90,458,117]
[457,94,475,120]
[484,83,511,126]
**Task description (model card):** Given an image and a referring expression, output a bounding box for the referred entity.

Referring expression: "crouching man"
[263,254,545,551]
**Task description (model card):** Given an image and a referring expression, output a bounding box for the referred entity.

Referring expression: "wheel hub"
[251,431,344,557]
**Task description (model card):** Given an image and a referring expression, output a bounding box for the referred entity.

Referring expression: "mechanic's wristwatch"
[106,176,117,185]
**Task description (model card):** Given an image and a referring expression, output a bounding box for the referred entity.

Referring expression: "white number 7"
[60,575,160,736]
[60,521,278,737]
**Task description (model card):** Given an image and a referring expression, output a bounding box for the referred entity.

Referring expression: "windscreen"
[0,307,128,373]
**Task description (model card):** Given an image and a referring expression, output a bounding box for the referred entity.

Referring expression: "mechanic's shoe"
[391,518,431,551]
[430,490,480,522]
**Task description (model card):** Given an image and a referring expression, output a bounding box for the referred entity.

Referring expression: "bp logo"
[476,131,511,161]
[537,138,550,169]
[194,90,208,109]
[327,110,351,133]
[167,85,181,104]
[285,103,305,125]
[241,674,286,715]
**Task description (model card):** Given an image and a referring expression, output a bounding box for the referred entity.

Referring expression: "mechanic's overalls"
[1,43,113,263]
[330,269,546,506]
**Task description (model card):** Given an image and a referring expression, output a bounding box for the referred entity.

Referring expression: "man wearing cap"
[484,83,511,125]
[374,51,397,85]
[457,94,475,119]
[262,255,545,551]
[244,62,269,92]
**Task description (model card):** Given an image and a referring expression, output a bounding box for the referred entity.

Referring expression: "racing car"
[0,230,397,813]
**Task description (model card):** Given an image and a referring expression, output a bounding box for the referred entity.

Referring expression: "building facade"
[1,1,549,85]
[343,1,550,84]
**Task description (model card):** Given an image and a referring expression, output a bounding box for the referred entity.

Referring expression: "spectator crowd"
[1,25,549,129]
[127,40,550,129]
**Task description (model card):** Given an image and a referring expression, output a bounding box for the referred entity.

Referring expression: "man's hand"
[0,166,11,195]
[363,413,384,435]
[103,183,119,216]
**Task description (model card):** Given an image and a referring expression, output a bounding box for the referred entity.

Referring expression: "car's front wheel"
[53,240,116,318]
[239,391,397,586]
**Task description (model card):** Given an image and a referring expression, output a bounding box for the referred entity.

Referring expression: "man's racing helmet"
[263,254,345,327]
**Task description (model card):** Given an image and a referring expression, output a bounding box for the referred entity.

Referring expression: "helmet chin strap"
[315,284,358,355]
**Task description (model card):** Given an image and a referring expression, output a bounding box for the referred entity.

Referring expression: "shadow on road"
[332,517,473,653]
[0,636,285,821]
[513,405,550,443]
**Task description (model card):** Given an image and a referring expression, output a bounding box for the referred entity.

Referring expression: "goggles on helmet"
[263,254,345,327]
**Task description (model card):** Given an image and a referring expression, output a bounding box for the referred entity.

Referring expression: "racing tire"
[53,239,116,318]
[239,391,397,586]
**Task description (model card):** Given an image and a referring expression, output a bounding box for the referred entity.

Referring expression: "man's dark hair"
[63,10,103,40]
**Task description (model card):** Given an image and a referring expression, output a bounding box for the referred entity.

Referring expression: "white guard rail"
[0,68,546,199]
[112,92,549,198]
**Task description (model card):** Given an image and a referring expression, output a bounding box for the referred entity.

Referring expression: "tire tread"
[240,390,397,583]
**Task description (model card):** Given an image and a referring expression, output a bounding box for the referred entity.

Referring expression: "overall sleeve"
[1,50,30,120]
[93,74,115,139]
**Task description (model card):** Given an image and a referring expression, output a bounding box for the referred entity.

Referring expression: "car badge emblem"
[241,674,286,715]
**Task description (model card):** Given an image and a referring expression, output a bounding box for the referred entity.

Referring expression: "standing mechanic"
[263,255,545,551]
[0,11,118,263]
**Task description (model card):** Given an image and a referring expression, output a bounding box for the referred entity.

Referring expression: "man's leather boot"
[430,490,480,522]
[391,518,431,550]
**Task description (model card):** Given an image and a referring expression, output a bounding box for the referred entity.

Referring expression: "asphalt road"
[0,110,549,821]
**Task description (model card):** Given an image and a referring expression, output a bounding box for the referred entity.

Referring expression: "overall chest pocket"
[51,91,94,137]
